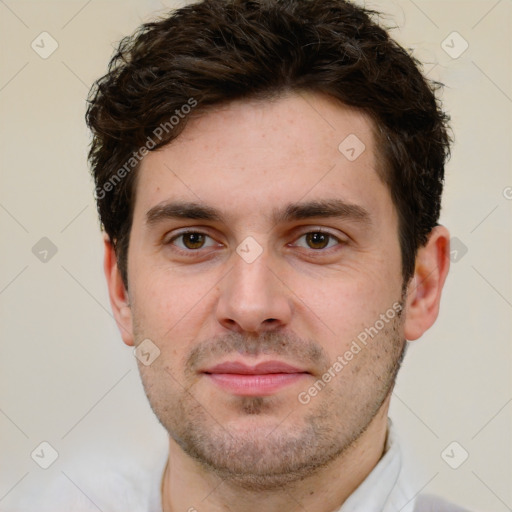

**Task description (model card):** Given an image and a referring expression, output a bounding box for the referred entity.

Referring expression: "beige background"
[1,0,511,510]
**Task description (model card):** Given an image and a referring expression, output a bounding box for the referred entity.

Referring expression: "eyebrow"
[146,201,222,225]
[145,199,371,227]
[274,199,371,225]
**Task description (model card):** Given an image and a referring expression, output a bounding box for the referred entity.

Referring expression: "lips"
[202,360,309,396]
[204,360,306,375]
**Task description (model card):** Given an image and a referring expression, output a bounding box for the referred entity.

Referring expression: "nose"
[215,249,293,334]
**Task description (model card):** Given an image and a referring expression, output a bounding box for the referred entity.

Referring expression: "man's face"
[124,92,406,488]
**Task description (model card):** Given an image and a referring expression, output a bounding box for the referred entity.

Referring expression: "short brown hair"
[86,0,451,287]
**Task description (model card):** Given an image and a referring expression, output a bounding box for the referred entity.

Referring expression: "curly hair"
[86,0,451,287]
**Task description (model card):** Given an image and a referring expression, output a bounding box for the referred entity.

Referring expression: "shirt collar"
[338,419,416,512]
[151,419,416,512]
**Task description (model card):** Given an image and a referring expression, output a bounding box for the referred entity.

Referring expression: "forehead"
[133,91,393,225]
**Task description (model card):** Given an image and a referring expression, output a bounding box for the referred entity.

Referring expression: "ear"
[404,225,450,341]
[103,234,134,346]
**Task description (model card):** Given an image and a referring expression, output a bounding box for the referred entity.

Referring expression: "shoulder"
[414,494,473,512]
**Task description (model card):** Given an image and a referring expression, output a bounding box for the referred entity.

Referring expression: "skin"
[104,91,450,512]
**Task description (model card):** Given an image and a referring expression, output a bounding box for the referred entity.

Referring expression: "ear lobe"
[103,234,135,346]
[404,225,450,341]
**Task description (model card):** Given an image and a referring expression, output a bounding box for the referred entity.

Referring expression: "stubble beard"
[137,303,406,491]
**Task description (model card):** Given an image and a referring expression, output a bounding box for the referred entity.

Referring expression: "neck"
[161,401,390,512]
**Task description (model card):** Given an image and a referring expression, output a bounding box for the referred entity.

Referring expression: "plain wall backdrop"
[1,0,511,510]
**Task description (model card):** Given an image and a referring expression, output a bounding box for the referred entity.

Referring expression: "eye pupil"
[183,233,205,249]
[306,232,329,249]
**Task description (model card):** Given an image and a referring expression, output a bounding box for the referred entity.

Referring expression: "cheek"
[129,260,220,349]
[291,266,402,357]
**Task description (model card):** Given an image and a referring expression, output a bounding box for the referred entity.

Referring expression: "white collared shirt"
[338,420,416,512]
[146,419,417,512]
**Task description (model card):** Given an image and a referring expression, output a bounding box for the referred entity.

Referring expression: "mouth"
[201,360,310,396]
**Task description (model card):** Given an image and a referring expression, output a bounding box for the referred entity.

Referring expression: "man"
[82,0,468,510]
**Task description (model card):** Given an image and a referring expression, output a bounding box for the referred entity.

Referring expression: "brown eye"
[169,232,217,251]
[305,232,330,249]
[181,232,206,249]
[290,231,341,251]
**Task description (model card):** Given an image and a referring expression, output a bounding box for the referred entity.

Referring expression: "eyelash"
[290,229,342,251]
[165,229,345,256]
[166,230,220,253]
